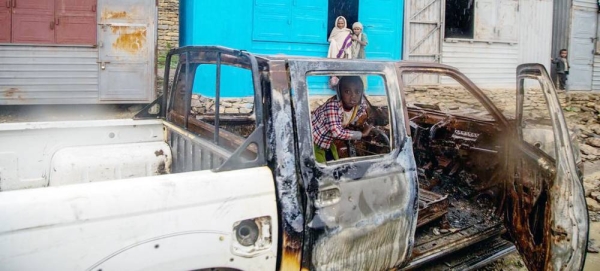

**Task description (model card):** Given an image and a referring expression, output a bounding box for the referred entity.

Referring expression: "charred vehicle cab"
[0,46,589,271]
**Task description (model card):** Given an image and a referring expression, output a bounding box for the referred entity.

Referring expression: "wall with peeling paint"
[0,0,158,105]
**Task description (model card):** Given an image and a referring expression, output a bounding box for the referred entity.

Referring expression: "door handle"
[98,61,111,70]
[92,4,96,12]
[6,0,10,8]
[12,0,15,8]
[55,18,60,25]
[50,21,54,30]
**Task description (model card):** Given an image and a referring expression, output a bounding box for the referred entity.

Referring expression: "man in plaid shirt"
[311,76,373,163]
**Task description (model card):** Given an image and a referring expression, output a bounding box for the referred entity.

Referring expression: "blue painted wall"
[180,0,403,97]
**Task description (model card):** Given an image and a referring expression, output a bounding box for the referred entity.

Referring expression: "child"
[311,76,373,163]
[327,16,353,59]
[552,49,569,90]
[351,22,368,59]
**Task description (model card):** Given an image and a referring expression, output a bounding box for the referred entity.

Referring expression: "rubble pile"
[562,93,600,162]
[190,95,254,115]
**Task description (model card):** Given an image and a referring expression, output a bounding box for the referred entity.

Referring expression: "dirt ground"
[0,104,599,270]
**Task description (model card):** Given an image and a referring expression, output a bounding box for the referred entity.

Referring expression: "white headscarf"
[351,22,363,59]
[327,16,353,59]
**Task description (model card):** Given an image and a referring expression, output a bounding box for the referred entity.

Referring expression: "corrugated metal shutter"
[12,0,55,44]
[0,1,10,42]
[0,46,99,104]
[518,0,553,71]
[442,41,519,88]
[593,55,600,91]
[55,0,97,45]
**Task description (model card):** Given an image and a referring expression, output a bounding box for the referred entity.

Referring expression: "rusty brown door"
[55,0,97,45]
[505,64,588,271]
[11,0,55,44]
[0,0,11,42]
[97,0,156,102]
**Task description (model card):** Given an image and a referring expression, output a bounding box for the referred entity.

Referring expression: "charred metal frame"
[160,46,267,172]
[133,45,588,271]
[288,59,419,270]
[509,64,589,270]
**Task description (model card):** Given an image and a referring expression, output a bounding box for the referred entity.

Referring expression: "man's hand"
[351,35,358,41]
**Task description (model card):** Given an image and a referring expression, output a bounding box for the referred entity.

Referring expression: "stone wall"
[158,0,179,57]
[190,90,600,162]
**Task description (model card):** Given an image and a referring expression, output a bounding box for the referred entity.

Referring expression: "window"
[445,0,474,39]
[253,0,327,44]
[166,50,264,172]
[444,0,518,42]
[519,77,556,159]
[307,74,392,164]
[0,0,97,45]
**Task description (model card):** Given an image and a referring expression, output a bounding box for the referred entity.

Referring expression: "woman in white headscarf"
[327,16,353,59]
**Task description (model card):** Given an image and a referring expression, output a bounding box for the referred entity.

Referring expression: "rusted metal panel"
[0,0,10,43]
[55,0,97,45]
[0,45,99,104]
[98,0,156,101]
[11,0,55,44]
[518,0,553,72]
[441,41,519,88]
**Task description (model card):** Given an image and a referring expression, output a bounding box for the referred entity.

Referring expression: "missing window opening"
[445,0,474,39]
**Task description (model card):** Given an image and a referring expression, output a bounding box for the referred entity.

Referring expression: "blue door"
[359,0,403,60]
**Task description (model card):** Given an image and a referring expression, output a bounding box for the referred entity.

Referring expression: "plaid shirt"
[311,96,367,149]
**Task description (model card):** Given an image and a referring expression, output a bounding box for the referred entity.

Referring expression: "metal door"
[506,64,588,270]
[0,0,10,42]
[98,0,156,101]
[403,0,443,63]
[55,0,96,45]
[11,0,55,44]
[568,2,596,91]
[359,0,403,60]
[289,59,419,270]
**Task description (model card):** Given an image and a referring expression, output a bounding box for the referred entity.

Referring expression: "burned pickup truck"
[0,46,588,271]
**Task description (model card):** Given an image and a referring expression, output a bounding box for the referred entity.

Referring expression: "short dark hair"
[338,76,364,90]
[560,49,567,53]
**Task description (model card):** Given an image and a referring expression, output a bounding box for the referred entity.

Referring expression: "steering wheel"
[370,127,391,146]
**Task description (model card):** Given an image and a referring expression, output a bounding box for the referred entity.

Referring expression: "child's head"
[352,22,363,35]
[336,16,346,29]
[338,76,364,110]
[560,49,568,58]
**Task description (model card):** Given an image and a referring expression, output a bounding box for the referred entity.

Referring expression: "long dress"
[327,16,353,59]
